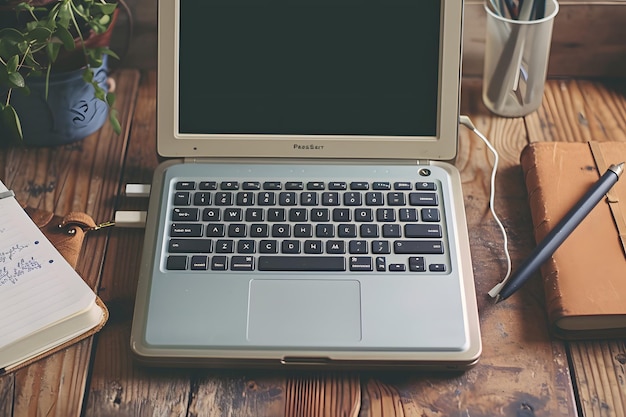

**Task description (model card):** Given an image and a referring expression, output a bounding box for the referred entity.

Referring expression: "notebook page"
[0,180,95,349]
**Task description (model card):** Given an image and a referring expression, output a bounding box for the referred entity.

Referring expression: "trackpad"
[247,279,362,345]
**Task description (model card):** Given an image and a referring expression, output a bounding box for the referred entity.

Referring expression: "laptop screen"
[157,0,462,160]
[178,0,440,137]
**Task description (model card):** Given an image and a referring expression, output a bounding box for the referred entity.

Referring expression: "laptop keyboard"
[164,179,450,273]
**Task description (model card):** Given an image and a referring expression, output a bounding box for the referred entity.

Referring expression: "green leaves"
[1,104,23,141]
[0,0,120,141]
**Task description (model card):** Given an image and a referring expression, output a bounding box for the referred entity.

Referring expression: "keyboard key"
[199,181,218,190]
[169,239,212,253]
[328,182,347,190]
[289,208,308,221]
[355,208,373,222]
[311,208,330,222]
[344,192,362,206]
[322,192,340,206]
[170,223,203,237]
[173,192,191,205]
[250,224,270,237]
[326,240,346,254]
[360,224,378,237]
[350,182,369,190]
[338,224,357,238]
[316,224,334,237]
[215,240,234,253]
[421,208,441,222]
[294,224,313,237]
[215,192,233,205]
[259,240,278,253]
[333,208,351,222]
[350,256,372,271]
[366,192,384,206]
[245,208,264,221]
[190,255,209,270]
[285,182,304,190]
[272,224,291,237]
[389,263,406,272]
[228,224,246,237]
[394,182,412,190]
[243,182,261,190]
[394,240,444,254]
[175,181,195,190]
[268,208,286,221]
[282,240,301,254]
[172,207,199,221]
[231,256,254,271]
[377,208,396,222]
[415,181,437,190]
[375,256,386,271]
[263,181,282,190]
[279,192,297,205]
[220,181,239,190]
[372,182,391,190]
[206,223,225,237]
[399,208,418,222]
[300,192,318,206]
[387,192,406,206]
[409,256,426,272]
[258,192,276,205]
[236,192,255,205]
[202,208,220,221]
[304,240,323,254]
[166,255,187,270]
[307,182,325,190]
[258,256,346,271]
[382,224,401,238]
[349,240,368,254]
[409,192,438,206]
[223,208,242,221]
[211,256,228,270]
[371,240,390,254]
[193,192,211,205]
[405,224,442,238]
[429,264,447,272]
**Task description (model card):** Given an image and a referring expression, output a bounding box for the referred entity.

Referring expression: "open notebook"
[130,0,482,370]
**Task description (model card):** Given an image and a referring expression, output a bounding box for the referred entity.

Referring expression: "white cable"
[459,116,512,298]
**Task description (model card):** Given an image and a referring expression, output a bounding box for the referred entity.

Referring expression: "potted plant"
[0,0,121,146]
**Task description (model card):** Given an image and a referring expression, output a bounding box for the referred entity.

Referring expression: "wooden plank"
[526,78,626,417]
[0,69,140,417]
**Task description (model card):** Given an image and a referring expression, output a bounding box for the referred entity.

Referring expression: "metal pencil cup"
[482,0,559,117]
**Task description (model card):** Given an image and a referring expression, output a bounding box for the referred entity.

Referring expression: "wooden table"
[1,70,626,417]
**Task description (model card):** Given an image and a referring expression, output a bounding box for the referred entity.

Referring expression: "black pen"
[497,162,625,302]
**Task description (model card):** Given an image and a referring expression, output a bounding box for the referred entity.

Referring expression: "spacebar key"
[258,256,346,271]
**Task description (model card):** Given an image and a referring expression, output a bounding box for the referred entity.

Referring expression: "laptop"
[130,0,482,370]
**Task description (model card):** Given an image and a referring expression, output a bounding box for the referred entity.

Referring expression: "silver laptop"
[130,0,481,370]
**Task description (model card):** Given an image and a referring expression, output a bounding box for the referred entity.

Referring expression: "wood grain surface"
[2,73,626,416]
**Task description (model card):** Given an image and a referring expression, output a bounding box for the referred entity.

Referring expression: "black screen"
[178,0,441,136]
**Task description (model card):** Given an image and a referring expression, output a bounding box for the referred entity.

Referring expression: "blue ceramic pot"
[1,56,109,147]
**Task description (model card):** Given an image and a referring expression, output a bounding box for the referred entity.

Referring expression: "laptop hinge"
[417,159,431,165]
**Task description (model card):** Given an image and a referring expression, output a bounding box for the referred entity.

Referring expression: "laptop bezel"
[156,0,463,161]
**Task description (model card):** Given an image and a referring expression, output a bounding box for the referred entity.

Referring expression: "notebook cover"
[520,141,626,339]
[0,207,109,375]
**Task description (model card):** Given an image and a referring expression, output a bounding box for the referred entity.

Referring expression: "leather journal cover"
[0,206,109,375]
[520,141,626,339]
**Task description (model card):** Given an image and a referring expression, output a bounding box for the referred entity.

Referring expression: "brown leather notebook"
[520,141,626,339]
[0,201,108,375]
